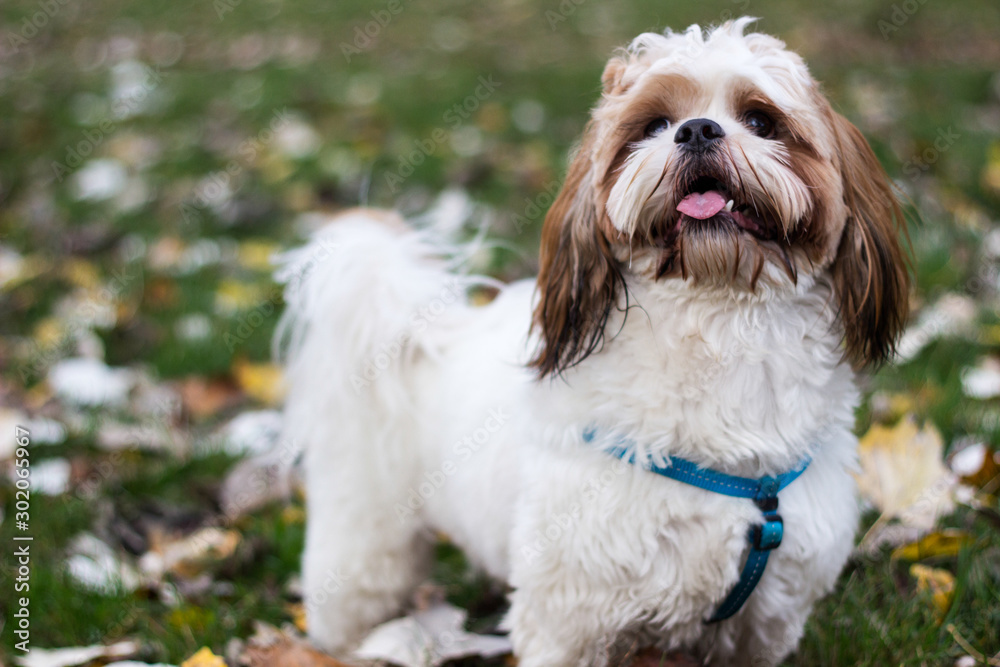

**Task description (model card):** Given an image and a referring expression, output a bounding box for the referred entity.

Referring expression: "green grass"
[1,0,999,664]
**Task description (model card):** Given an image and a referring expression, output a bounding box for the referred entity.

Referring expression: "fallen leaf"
[869,392,916,424]
[24,458,71,495]
[139,527,241,580]
[220,409,284,456]
[910,564,955,618]
[354,602,511,667]
[948,441,1000,489]
[215,279,267,315]
[895,294,976,362]
[97,421,188,454]
[961,358,1000,400]
[48,358,134,407]
[238,240,282,272]
[232,359,285,406]
[0,407,29,460]
[855,416,957,531]
[240,624,351,667]
[892,529,972,561]
[65,532,143,594]
[219,446,299,519]
[177,376,243,419]
[180,648,226,667]
[14,640,137,667]
[285,602,308,633]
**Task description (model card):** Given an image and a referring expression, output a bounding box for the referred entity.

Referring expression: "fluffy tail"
[273,208,480,651]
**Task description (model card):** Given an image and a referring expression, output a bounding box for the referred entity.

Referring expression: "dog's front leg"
[504,451,638,667]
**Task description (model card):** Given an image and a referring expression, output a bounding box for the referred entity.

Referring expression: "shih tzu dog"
[276,18,909,667]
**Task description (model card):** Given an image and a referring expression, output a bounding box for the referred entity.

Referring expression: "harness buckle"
[751,514,784,550]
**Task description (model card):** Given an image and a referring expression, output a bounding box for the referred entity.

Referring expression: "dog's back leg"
[276,210,456,653]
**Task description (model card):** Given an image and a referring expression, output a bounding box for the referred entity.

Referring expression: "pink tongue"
[676,190,727,220]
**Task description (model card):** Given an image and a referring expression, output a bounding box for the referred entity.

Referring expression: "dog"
[276,18,909,667]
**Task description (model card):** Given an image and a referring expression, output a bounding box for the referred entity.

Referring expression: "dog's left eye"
[744,111,776,139]
[643,118,671,138]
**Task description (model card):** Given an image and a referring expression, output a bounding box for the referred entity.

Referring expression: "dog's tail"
[274,207,491,650]
[274,208,483,404]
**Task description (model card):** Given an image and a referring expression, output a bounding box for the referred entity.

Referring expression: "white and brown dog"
[276,18,909,667]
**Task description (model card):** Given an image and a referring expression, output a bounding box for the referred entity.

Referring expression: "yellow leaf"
[978,324,1000,347]
[233,358,285,405]
[62,258,101,289]
[32,317,67,349]
[981,141,1000,194]
[910,564,955,618]
[285,602,308,633]
[181,647,226,667]
[892,529,971,561]
[215,279,267,315]
[854,415,955,530]
[238,240,281,272]
[282,505,306,525]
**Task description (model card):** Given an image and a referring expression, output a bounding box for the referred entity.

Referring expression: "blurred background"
[1,0,999,665]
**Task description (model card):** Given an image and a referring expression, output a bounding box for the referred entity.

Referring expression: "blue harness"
[582,428,811,623]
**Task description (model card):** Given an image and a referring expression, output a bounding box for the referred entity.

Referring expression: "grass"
[1,0,999,664]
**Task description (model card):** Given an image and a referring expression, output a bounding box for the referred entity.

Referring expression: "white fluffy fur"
[277,215,860,667]
[278,20,868,667]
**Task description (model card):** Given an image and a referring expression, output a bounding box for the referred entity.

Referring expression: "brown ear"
[829,113,910,368]
[601,56,628,95]
[530,123,623,377]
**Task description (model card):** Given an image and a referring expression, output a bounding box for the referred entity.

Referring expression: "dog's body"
[279,213,859,666]
[280,19,908,667]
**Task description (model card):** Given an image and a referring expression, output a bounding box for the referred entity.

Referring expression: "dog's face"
[532,18,909,377]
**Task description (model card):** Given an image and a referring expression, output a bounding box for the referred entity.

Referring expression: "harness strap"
[582,428,811,622]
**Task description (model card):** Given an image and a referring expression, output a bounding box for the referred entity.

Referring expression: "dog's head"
[531,18,909,377]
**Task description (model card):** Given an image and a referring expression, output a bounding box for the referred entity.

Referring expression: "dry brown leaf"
[140,527,241,580]
[177,376,243,419]
[949,442,1000,489]
[242,638,351,667]
[240,624,352,667]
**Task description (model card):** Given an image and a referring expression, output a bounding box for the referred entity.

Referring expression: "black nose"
[674,118,726,151]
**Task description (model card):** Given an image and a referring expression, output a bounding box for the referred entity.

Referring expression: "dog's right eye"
[643,118,671,138]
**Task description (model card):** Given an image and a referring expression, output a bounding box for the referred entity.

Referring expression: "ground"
[0,0,999,665]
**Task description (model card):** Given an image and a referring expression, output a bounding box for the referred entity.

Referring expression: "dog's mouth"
[672,175,774,238]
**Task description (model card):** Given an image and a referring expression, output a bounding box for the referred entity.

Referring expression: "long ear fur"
[830,113,910,368]
[529,122,623,377]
